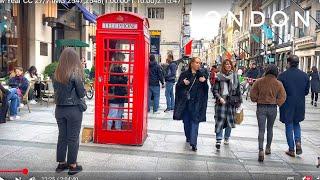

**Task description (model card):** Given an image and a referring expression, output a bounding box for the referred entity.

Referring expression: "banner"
[184,40,192,57]
[150,30,161,55]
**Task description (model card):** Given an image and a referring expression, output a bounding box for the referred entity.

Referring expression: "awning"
[56,39,89,48]
[75,3,97,24]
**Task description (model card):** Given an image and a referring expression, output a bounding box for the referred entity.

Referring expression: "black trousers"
[55,105,83,164]
[34,82,45,98]
[311,92,318,102]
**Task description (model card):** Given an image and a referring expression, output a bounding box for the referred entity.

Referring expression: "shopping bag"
[235,106,244,125]
[81,127,93,143]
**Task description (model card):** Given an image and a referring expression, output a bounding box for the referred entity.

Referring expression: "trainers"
[191,145,197,152]
[9,116,15,121]
[164,108,171,112]
[29,100,37,105]
[153,111,161,114]
[15,116,20,120]
[68,164,82,175]
[216,141,221,150]
[56,163,68,173]
[315,102,318,107]
[19,103,24,108]
[224,139,229,145]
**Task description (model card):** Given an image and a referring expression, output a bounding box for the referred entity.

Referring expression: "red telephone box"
[94,12,150,145]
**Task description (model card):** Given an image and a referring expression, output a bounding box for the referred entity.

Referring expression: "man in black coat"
[148,55,164,113]
[245,62,260,79]
[278,55,310,157]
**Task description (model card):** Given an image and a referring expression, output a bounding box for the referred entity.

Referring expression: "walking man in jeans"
[148,54,164,114]
[164,54,177,112]
[278,55,310,157]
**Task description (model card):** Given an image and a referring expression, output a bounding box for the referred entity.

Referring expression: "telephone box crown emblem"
[116,15,124,22]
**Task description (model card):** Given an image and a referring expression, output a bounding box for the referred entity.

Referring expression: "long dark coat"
[310,71,320,93]
[278,67,310,124]
[173,69,209,123]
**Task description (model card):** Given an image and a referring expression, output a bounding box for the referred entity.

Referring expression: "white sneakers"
[9,116,21,121]
[29,100,37,105]
[19,103,24,108]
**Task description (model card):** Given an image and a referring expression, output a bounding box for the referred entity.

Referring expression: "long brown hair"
[221,59,234,74]
[188,57,200,70]
[54,47,83,84]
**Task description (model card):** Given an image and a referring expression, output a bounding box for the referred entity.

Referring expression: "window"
[316,10,320,29]
[147,8,164,19]
[40,42,48,56]
[286,0,290,8]
[117,3,122,11]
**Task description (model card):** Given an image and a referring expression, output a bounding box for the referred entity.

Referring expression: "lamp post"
[42,1,57,27]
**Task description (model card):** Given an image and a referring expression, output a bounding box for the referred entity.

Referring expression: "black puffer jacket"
[53,76,86,106]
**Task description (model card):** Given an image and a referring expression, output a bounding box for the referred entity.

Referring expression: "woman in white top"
[24,66,40,104]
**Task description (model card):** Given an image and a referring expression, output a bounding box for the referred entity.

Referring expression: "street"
[0,88,319,180]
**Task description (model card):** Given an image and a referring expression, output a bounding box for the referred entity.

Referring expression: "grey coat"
[310,72,320,93]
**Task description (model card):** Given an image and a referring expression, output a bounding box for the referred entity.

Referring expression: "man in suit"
[278,55,310,157]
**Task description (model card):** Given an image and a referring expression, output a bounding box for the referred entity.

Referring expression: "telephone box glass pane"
[109,39,134,51]
[102,39,135,131]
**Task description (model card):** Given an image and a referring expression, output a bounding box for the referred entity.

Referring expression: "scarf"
[217,71,238,93]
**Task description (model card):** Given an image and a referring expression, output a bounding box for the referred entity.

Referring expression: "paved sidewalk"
[0,89,319,180]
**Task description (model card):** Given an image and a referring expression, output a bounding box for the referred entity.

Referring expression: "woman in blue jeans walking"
[173,57,208,151]
[213,59,242,150]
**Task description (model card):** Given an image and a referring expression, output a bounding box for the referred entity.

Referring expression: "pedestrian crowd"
[147,53,316,163]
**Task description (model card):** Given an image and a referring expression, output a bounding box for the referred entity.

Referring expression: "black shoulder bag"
[72,87,87,112]
[186,77,197,100]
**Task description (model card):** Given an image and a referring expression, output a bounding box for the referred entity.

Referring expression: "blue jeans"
[285,122,301,151]
[7,88,20,116]
[183,107,199,146]
[107,103,123,130]
[148,86,160,112]
[216,127,232,141]
[165,82,175,110]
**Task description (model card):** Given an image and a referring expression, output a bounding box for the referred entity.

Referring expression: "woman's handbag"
[78,98,87,112]
[235,106,244,125]
[186,77,197,100]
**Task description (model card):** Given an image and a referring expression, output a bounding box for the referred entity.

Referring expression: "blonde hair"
[54,48,83,84]
[188,57,201,70]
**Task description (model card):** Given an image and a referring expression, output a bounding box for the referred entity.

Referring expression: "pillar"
[311,55,315,68]
[303,56,307,72]
[317,56,320,70]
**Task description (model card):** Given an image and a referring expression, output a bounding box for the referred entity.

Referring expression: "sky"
[191,0,233,40]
